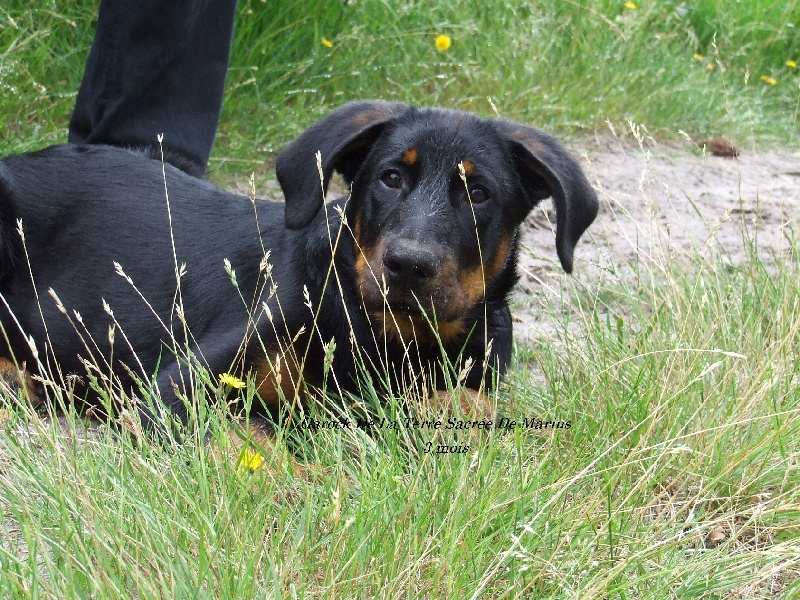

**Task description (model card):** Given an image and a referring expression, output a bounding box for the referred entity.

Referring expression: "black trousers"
[69,0,238,174]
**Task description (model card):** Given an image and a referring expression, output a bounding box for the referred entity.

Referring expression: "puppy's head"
[276,102,598,341]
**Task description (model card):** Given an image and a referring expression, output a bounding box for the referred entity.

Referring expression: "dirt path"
[513,138,800,340]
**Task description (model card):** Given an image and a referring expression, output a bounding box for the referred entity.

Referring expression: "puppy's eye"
[380,170,403,189]
[468,185,489,203]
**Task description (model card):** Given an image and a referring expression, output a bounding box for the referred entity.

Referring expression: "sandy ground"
[513,137,800,341]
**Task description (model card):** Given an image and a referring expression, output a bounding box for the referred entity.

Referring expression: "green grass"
[1,1,800,598]
[1,232,798,597]
[2,1,799,167]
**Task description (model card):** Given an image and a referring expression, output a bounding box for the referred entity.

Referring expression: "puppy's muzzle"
[382,239,442,290]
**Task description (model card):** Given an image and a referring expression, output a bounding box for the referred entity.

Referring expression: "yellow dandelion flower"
[321,37,333,49]
[435,34,452,52]
[219,372,246,389]
[693,53,704,62]
[238,448,264,472]
[706,63,715,72]
[787,59,797,69]
[760,75,777,85]
[624,1,638,9]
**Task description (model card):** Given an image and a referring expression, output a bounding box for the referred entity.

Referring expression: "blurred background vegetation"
[1,0,798,175]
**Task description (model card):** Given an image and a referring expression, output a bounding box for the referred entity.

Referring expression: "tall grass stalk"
[1,186,798,597]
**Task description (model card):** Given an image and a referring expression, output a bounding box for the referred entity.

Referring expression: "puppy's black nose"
[383,241,440,287]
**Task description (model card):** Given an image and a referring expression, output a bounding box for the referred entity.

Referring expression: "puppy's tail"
[0,164,22,285]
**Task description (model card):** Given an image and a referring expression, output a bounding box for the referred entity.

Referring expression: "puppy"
[0,101,597,432]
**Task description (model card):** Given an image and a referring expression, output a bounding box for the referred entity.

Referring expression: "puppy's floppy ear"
[496,122,598,273]
[276,101,407,230]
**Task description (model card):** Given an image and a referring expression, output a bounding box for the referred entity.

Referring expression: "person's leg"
[69,0,238,175]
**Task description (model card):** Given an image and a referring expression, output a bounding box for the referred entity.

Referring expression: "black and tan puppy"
[0,101,597,431]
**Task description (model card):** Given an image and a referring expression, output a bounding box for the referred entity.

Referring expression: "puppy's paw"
[0,358,40,406]
[433,387,497,423]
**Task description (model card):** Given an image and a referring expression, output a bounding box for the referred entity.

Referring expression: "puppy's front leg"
[458,302,513,393]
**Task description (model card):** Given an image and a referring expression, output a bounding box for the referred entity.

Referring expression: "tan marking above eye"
[460,159,476,177]
[401,148,418,166]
